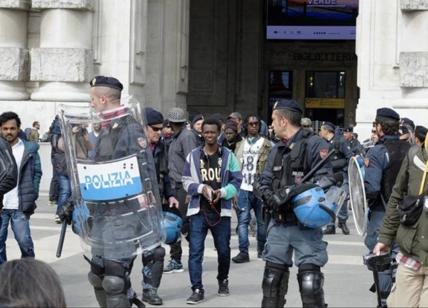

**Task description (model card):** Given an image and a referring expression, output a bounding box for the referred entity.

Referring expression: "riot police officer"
[60,76,163,308]
[255,99,333,308]
[319,122,353,235]
[364,108,411,307]
[343,126,364,156]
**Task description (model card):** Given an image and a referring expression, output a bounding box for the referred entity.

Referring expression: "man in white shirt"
[0,112,42,264]
[233,115,272,263]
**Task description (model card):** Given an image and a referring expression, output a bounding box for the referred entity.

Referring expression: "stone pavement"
[4,196,377,307]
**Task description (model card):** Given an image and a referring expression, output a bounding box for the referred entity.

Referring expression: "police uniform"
[364,108,411,307]
[256,99,333,308]
[86,76,156,308]
[321,122,353,235]
[344,127,364,156]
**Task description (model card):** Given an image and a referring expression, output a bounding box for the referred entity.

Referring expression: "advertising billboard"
[266,0,358,40]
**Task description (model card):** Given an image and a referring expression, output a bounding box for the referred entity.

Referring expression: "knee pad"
[102,276,125,295]
[143,246,165,264]
[153,246,165,261]
[297,264,325,307]
[262,262,290,298]
[88,272,103,289]
[104,260,130,293]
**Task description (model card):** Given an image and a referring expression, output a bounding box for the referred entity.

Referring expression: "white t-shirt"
[3,139,24,210]
[240,137,265,191]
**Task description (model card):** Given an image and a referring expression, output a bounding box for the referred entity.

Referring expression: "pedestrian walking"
[373,137,428,307]
[0,112,42,265]
[182,117,242,304]
[233,115,272,263]
[164,107,198,274]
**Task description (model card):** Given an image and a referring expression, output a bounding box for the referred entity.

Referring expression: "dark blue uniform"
[364,135,411,305]
[348,138,364,156]
[258,128,333,308]
[325,134,353,229]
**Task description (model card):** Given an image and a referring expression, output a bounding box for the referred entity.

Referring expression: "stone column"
[0,0,30,100]
[30,0,94,101]
[397,0,428,125]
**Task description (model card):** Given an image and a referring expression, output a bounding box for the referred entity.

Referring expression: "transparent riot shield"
[348,156,368,236]
[59,99,163,259]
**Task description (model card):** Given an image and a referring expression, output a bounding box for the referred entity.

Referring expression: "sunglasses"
[150,126,163,132]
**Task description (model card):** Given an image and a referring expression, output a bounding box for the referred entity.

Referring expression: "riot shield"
[59,99,163,259]
[348,156,368,236]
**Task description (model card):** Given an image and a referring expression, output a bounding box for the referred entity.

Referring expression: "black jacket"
[0,137,17,206]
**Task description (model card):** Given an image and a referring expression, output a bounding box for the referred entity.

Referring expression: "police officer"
[343,126,364,156]
[59,75,164,308]
[319,122,353,235]
[255,99,332,308]
[364,108,411,307]
[141,107,180,305]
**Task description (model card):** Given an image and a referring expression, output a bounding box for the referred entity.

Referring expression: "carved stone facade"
[0,48,28,80]
[356,0,428,137]
[0,0,190,134]
[31,48,93,82]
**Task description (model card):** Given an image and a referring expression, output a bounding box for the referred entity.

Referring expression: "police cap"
[401,117,415,130]
[415,125,428,143]
[343,126,354,133]
[144,107,164,126]
[321,121,336,133]
[273,99,302,114]
[90,76,123,91]
[375,108,400,121]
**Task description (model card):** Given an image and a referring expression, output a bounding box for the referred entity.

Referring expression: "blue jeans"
[56,174,71,214]
[188,212,231,290]
[0,209,35,264]
[236,190,266,254]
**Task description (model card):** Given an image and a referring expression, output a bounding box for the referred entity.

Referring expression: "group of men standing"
[1,72,428,308]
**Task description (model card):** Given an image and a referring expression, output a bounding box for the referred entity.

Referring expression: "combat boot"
[338,221,350,235]
[323,225,335,235]
[142,289,163,305]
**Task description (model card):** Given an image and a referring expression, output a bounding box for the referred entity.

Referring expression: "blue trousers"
[236,189,266,254]
[188,212,231,290]
[0,209,35,264]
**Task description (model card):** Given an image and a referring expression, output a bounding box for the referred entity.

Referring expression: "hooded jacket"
[182,146,242,217]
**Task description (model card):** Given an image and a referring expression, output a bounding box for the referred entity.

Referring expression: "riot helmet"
[292,186,337,228]
[161,211,183,245]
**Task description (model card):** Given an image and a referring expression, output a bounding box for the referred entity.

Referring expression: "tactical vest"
[328,136,347,172]
[381,139,411,202]
[271,130,313,223]
[272,130,313,192]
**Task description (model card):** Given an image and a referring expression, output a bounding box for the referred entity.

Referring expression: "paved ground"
[4,196,378,307]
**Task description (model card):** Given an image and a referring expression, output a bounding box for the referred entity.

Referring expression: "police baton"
[300,148,337,183]
[56,220,67,258]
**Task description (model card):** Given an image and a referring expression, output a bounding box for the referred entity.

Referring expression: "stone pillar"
[30,0,94,101]
[0,0,30,100]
